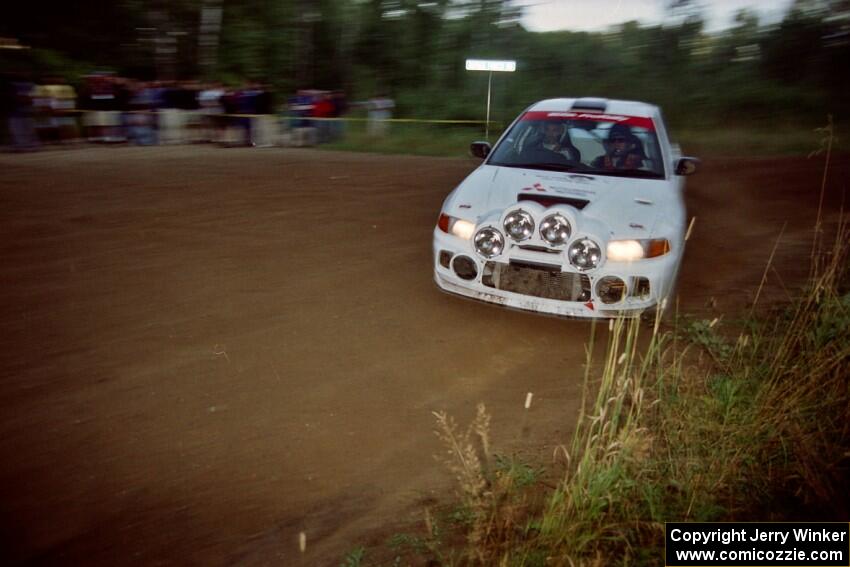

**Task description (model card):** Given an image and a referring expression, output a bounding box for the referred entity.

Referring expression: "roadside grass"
[340,547,366,567]
[433,219,846,567]
[676,123,849,157]
[346,122,848,565]
[315,116,848,158]
[322,121,498,157]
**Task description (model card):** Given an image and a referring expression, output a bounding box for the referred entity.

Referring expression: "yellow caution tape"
[54,109,501,126]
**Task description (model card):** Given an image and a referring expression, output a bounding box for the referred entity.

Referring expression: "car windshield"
[488,110,665,179]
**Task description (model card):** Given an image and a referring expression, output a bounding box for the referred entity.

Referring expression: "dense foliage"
[3,0,849,127]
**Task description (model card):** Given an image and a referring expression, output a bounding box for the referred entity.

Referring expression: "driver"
[536,121,581,162]
[592,124,644,170]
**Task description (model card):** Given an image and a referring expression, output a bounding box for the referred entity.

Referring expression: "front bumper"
[433,228,679,319]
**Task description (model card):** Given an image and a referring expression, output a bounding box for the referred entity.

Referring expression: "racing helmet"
[605,123,639,157]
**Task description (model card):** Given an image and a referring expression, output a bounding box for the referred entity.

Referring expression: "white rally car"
[433,97,698,318]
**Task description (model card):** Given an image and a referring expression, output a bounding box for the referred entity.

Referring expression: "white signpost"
[465,59,516,141]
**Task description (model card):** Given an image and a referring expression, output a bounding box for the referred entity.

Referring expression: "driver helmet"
[542,120,566,143]
[606,124,636,157]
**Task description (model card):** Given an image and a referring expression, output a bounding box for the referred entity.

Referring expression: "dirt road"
[0,146,845,565]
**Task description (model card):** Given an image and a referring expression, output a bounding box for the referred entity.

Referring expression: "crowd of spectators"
[1,72,392,152]
[288,90,349,143]
[2,73,287,150]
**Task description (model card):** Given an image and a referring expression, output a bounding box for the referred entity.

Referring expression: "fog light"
[473,227,505,258]
[452,255,478,280]
[596,276,626,304]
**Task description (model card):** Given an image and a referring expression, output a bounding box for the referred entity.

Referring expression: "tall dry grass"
[424,121,848,566]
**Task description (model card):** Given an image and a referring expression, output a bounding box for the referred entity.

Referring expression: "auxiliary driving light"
[503,209,534,241]
[539,213,572,246]
[568,238,602,271]
[473,227,505,258]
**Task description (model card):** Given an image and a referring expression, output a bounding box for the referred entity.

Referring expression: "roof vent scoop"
[571,98,608,112]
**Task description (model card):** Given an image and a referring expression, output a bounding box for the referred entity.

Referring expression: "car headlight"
[503,209,534,241]
[539,213,572,246]
[606,239,671,261]
[473,227,505,258]
[568,238,602,271]
[437,213,475,240]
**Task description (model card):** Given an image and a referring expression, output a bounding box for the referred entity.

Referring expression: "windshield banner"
[520,111,655,130]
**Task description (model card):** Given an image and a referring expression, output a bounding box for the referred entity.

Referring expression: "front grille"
[482,260,591,301]
[517,244,561,254]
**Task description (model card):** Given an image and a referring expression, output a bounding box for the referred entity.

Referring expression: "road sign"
[465,59,517,140]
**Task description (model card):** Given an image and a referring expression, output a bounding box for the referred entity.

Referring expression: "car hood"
[443,165,675,239]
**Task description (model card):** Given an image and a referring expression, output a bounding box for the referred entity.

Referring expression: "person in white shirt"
[367,94,395,136]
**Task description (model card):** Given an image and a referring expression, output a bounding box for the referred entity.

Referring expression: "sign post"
[465,59,516,141]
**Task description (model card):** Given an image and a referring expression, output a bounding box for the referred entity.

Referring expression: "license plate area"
[482,261,591,301]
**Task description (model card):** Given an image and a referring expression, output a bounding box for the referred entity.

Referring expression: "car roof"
[528,98,659,118]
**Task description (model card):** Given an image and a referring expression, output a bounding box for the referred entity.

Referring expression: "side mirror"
[470,141,491,159]
[674,157,700,176]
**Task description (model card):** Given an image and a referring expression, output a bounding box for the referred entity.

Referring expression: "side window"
[633,129,663,174]
[491,122,533,163]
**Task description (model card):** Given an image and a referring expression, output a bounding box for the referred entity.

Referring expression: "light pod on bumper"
[596,276,627,304]
[539,213,572,246]
[568,237,603,271]
[502,209,535,241]
[452,255,478,280]
[473,227,505,258]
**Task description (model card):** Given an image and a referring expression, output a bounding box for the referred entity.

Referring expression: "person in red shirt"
[313,93,334,143]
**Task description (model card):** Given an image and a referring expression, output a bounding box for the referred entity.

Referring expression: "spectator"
[158,81,186,144]
[236,83,260,146]
[177,81,203,142]
[49,78,79,143]
[127,81,158,145]
[30,78,79,144]
[114,78,133,143]
[0,73,13,146]
[80,73,123,142]
[31,80,55,143]
[289,90,314,129]
[198,82,225,143]
[6,73,39,151]
[313,93,334,143]
[254,84,273,115]
[368,93,394,136]
[330,90,348,141]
